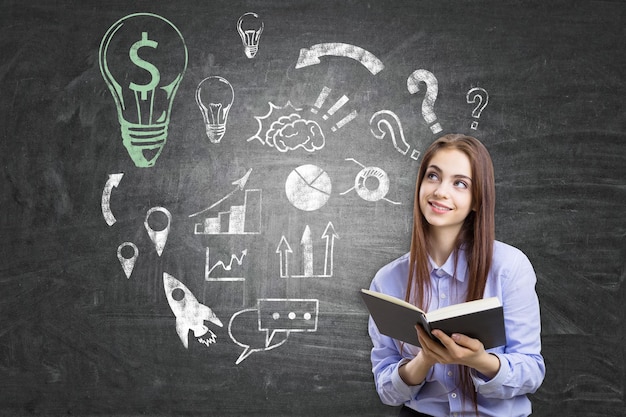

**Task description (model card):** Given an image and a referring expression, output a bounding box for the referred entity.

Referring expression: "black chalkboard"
[1,1,624,416]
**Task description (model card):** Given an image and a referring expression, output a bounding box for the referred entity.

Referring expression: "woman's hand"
[416,326,501,379]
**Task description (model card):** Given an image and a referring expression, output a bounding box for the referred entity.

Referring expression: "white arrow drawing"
[321,222,339,277]
[279,222,339,278]
[276,236,293,278]
[300,225,314,277]
[102,173,124,226]
[295,43,384,75]
[188,168,252,218]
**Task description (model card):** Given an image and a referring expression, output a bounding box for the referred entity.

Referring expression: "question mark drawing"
[369,110,421,160]
[407,69,442,134]
[466,87,489,129]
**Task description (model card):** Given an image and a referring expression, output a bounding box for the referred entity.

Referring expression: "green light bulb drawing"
[99,13,188,168]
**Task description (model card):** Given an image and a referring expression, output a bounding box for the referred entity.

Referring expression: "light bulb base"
[244,45,259,59]
[121,122,168,167]
[206,124,226,144]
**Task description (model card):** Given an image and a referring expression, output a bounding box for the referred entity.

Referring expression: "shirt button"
[447,371,453,377]
[440,293,446,299]
[451,393,457,399]
[436,269,446,277]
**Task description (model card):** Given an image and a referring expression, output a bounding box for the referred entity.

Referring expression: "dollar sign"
[129,32,160,100]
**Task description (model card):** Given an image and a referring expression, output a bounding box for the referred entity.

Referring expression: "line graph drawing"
[205,247,247,281]
[205,247,248,307]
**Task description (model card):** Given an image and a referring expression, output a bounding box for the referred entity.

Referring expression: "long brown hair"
[406,133,496,412]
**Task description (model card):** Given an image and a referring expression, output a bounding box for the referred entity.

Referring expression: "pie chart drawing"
[285,164,332,211]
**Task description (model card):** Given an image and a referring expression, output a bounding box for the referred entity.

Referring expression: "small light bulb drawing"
[99,13,188,168]
[195,76,234,144]
[237,12,264,59]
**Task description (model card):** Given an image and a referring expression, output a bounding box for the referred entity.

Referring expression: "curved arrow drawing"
[102,173,124,226]
[295,43,384,75]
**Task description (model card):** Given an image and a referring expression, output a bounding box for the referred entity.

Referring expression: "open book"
[361,289,506,349]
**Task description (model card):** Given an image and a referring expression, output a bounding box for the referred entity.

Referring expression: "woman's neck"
[428,226,461,266]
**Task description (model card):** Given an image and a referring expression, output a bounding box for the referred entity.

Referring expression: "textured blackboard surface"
[1,1,624,416]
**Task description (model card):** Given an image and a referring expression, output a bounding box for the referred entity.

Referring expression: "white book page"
[425,297,501,322]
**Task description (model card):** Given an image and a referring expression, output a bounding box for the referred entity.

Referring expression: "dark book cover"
[361,289,506,349]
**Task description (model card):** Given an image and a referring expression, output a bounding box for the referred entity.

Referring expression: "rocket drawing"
[163,272,223,348]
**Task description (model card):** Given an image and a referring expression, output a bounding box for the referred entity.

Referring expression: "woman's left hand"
[416,326,500,378]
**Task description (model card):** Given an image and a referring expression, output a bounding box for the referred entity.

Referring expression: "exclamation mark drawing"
[322,95,349,120]
[311,87,358,132]
[331,111,358,132]
[311,86,331,114]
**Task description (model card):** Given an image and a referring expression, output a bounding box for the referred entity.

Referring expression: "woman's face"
[419,148,474,236]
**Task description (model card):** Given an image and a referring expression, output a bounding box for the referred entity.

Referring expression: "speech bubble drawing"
[407,69,442,134]
[258,299,318,345]
[228,299,319,364]
[466,87,489,129]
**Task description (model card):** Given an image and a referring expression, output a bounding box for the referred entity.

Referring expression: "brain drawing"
[265,114,325,153]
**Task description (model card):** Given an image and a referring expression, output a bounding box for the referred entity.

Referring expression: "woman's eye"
[454,180,468,189]
[427,172,439,180]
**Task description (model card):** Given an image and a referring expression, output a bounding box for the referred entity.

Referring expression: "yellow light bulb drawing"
[99,13,188,168]
[195,76,234,144]
[237,12,264,59]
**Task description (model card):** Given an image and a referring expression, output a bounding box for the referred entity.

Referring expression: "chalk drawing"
[466,87,489,129]
[205,248,247,280]
[144,206,171,256]
[117,242,138,279]
[276,222,338,278]
[285,164,332,211]
[340,158,400,205]
[163,272,223,349]
[237,12,264,59]
[407,69,442,134]
[189,169,262,235]
[369,110,421,161]
[205,247,247,305]
[99,13,187,167]
[248,88,358,153]
[196,76,234,143]
[295,43,384,75]
[102,173,124,226]
[248,101,326,152]
[229,298,319,364]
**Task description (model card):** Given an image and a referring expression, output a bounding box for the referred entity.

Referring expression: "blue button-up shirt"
[368,241,545,417]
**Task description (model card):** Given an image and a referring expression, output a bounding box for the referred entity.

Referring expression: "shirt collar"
[429,248,468,282]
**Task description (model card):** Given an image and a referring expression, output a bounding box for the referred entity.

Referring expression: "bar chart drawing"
[193,188,262,235]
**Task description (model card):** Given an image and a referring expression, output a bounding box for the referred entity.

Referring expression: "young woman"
[367,134,545,417]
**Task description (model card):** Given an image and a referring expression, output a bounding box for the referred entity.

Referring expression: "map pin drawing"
[117,242,139,278]
[144,206,172,256]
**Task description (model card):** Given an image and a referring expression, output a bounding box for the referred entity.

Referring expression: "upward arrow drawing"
[277,223,339,278]
[276,236,293,278]
[321,222,339,277]
[189,169,252,218]
[300,225,314,277]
